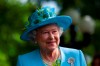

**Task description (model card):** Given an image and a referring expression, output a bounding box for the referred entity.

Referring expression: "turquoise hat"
[21,7,72,41]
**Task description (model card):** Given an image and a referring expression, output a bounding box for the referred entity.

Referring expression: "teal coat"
[17,47,87,66]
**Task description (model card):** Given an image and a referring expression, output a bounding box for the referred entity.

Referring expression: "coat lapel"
[60,47,76,66]
[32,49,45,66]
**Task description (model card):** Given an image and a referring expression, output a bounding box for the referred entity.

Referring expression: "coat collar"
[37,47,75,66]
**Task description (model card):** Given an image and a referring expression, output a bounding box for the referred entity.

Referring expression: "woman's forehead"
[36,24,59,31]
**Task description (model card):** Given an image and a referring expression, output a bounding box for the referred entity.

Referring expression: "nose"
[49,32,54,40]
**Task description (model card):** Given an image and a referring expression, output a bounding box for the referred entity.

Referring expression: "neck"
[40,48,60,63]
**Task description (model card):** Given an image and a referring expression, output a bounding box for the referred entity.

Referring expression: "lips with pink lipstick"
[46,41,56,46]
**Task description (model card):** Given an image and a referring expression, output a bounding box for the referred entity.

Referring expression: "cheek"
[36,35,48,48]
[36,35,47,43]
[58,37,60,43]
[55,34,60,43]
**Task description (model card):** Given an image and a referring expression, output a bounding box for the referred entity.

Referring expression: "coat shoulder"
[60,47,81,55]
[18,49,40,61]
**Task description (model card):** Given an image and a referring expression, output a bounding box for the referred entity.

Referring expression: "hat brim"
[20,16,72,41]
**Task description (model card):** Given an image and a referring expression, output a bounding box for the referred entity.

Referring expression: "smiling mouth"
[47,41,56,45]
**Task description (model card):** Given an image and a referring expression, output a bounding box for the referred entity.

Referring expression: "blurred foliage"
[0,0,36,66]
[61,0,100,19]
[0,0,100,66]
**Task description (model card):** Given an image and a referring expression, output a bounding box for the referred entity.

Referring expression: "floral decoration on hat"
[26,7,56,29]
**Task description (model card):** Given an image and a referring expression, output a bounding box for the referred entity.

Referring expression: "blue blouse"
[17,47,87,66]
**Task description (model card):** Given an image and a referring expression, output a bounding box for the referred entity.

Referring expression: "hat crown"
[26,7,56,28]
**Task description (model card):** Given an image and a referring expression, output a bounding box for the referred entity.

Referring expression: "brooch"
[68,57,75,66]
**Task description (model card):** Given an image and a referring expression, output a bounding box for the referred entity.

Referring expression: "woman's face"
[35,24,60,51]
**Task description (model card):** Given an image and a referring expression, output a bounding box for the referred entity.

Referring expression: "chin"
[48,46,58,51]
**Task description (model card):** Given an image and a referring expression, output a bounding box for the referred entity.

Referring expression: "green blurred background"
[0,0,100,66]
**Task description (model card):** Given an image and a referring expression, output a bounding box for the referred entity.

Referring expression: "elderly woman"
[17,7,87,66]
